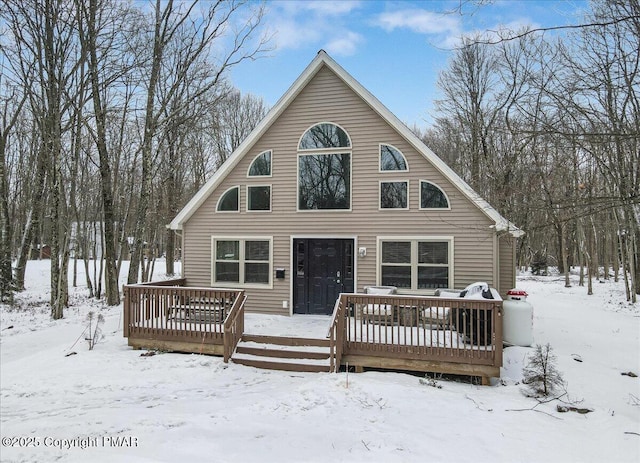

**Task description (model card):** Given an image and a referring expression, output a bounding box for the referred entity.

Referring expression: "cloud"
[375,9,460,35]
[300,0,363,16]
[268,18,323,51]
[265,0,366,55]
[325,31,365,57]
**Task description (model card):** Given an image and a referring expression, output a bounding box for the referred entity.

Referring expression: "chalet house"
[124,51,523,382]
[168,50,522,316]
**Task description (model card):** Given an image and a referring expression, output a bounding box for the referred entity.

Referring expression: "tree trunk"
[83,0,121,305]
[1,90,28,301]
[127,0,164,284]
[561,224,571,288]
[0,137,13,302]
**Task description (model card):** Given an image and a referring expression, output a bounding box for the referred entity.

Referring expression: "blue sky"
[229,0,589,129]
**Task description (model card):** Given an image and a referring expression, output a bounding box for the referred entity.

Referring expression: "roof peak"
[168,52,522,237]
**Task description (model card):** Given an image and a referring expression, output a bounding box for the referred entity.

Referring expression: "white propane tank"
[503,289,534,347]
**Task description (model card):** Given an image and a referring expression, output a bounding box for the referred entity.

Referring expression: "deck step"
[231,355,331,373]
[241,334,330,348]
[231,334,332,373]
[236,345,330,360]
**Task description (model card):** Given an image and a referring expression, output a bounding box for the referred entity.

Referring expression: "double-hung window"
[379,238,452,291]
[212,237,272,287]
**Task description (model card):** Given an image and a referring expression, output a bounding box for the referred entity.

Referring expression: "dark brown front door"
[293,238,354,315]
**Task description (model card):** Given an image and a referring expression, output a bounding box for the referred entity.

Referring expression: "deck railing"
[123,281,245,354]
[223,294,247,362]
[328,297,346,372]
[124,283,501,378]
[336,293,503,369]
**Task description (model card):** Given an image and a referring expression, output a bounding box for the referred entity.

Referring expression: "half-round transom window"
[380,144,408,171]
[298,123,351,150]
[420,181,449,209]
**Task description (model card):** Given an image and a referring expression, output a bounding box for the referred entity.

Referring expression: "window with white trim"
[298,123,352,211]
[380,181,408,209]
[379,239,451,290]
[213,238,271,286]
[247,185,271,211]
[217,186,239,212]
[298,153,351,210]
[248,150,271,177]
[420,181,449,209]
[380,144,408,171]
[299,123,351,150]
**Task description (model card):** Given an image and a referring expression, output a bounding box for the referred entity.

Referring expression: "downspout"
[493,231,499,293]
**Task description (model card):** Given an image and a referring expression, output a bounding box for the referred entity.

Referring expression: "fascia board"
[319,53,524,237]
[168,53,327,230]
[170,50,523,237]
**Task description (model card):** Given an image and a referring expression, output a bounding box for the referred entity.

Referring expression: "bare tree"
[3,0,83,318]
[75,0,142,305]
[435,35,500,193]
[2,0,271,312]
[127,0,268,284]
[430,1,639,300]
[210,90,268,167]
[0,79,27,302]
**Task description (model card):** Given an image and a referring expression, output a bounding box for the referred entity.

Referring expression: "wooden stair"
[231,334,332,373]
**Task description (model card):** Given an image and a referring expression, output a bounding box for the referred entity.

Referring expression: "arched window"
[380,144,408,171]
[216,186,239,212]
[298,123,352,211]
[420,181,449,209]
[248,150,271,177]
[298,122,351,150]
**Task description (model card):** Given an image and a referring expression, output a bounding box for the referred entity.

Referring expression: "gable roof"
[169,50,523,237]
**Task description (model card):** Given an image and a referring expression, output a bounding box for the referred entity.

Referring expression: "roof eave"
[169,50,523,238]
[319,52,522,237]
[168,52,330,230]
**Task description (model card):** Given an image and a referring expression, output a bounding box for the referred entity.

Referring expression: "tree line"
[422,0,639,302]
[1,0,637,317]
[0,0,269,315]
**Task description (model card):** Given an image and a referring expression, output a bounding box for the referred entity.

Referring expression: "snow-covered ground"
[1,260,639,463]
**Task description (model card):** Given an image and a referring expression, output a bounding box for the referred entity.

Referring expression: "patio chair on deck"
[420,306,452,330]
[418,288,463,330]
[361,286,397,325]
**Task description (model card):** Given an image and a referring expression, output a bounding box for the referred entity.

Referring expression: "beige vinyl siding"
[498,234,517,295]
[182,65,498,314]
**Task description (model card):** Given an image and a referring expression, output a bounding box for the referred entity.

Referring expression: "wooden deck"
[123,280,245,360]
[123,282,503,384]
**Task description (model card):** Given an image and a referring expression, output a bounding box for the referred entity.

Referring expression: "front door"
[293,238,354,315]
